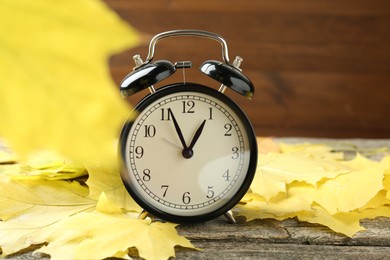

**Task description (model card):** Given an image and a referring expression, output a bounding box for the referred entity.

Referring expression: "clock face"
[120,83,257,223]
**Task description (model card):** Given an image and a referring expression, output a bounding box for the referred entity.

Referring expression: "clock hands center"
[168,108,206,159]
[182,119,206,159]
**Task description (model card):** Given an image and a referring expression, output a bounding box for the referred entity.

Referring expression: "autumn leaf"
[239,141,390,237]
[279,142,344,160]
[0,0,139,162]
[36,211,195,260]
[239,182,317,221]
[0,177,93,207]
[315,162,384,214]
[250,168,286,201]
[260,153,351,186]
[2,150,87,181]
[297,205,365,237]
[29,192,193,260]
[96,192,124,214]
[0,176,95,256]
[0,152,195,259]
[85,161,142,212]
[251,152,351,201]
[0,149,17,164]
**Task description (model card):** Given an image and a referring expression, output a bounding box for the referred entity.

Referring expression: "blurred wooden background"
[105,0,390,138]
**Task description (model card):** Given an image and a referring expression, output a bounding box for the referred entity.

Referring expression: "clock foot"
[224,210,236,224]
[138,209,149,220]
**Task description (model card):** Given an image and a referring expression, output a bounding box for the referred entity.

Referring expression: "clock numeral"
[160,108,172,121]
[206,186,214,199]
[182,191,191,204]
[182,101,195,114]
[222,169,230,181]
[135,146,144,159]
[208,107,213,120]
[224,123,233,136]
[161,185,169,197]
[143,125,156,138]
[142,168,151,182]
[232,147,239,159]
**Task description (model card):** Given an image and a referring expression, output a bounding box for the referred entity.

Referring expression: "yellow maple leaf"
[240,141,390,237]
[96,192,124,214]
[0,0,139,162]
[280,142,344,160]
[36,211,195,260]
[315,157,384,214]
[0,164,21,176]
[297,205,365,237]
[384,176,390,200]
[0,149,17,164]
[260,153,350,185]
[0,176,95,256]
[251,152,350,201]
[85,161,142,212]
[2,150,87,181]
[250,167,286,201]
[26,150,68,170]
[381,156,390,200]
[0,177,93,207]
[238,182,317,221]
[0,156,193,259]
[358,190,390,211]
[342,153,380,170]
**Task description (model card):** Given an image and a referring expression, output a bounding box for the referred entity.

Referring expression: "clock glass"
[120,83,257,223]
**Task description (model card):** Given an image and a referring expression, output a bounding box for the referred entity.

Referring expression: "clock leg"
[224,210,236,224]
[138,209,149,220]
[138,210,157,222]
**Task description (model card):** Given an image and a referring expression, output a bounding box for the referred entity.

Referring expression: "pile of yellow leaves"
[0,150,194,260]
[1,139,389,259]
[238,138,390,237]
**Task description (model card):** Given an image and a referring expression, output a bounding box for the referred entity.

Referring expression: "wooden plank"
[105,0,390,16]
[174,217,390,259]
[105,0,390,137]
[176,216,390,247]
[174,242,390,259]
[112,66,390,137]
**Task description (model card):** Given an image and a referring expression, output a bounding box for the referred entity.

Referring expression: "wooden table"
[7,138,390,259]
[106,0,390,139]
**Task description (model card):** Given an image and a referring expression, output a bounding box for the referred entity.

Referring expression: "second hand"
[162,137,182,150]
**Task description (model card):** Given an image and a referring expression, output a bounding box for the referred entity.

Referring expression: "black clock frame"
[119,82,257,224]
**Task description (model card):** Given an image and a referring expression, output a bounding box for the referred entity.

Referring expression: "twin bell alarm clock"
[118,30,257,224]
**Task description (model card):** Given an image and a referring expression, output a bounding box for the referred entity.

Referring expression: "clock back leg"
[224,210,237,224]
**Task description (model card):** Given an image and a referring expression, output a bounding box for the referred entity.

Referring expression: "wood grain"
[174,217,390,259]
[105,0,390,138]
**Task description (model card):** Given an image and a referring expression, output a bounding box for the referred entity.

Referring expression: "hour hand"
[188,119,206,151]
[168,108,188,150]
[181,119,206,159]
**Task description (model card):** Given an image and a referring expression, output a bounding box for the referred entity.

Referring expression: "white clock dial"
[121,84,256,222]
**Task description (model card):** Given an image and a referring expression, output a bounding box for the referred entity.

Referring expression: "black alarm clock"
[119,30,257,223]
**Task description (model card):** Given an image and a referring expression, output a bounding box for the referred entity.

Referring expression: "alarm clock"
[118,30,257,223]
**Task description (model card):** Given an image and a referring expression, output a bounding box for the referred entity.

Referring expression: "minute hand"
[168,108,188,150]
